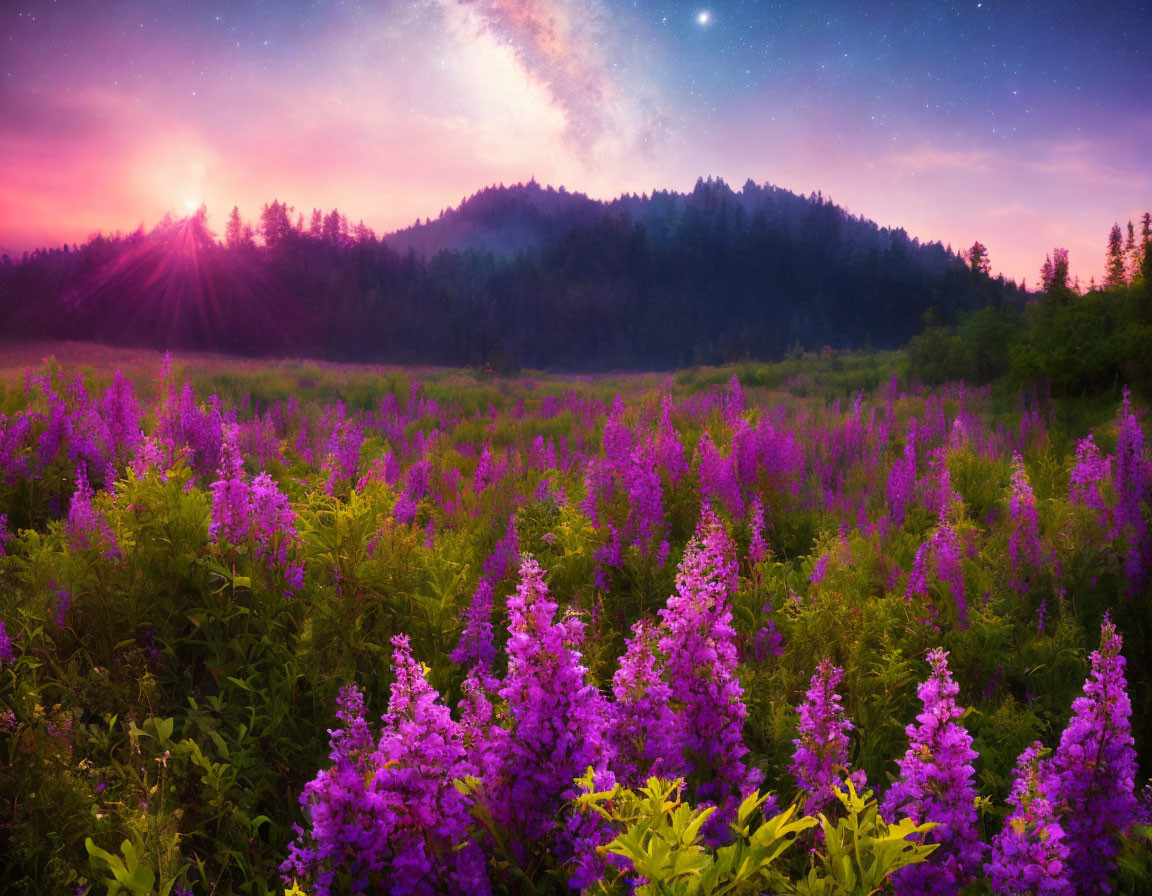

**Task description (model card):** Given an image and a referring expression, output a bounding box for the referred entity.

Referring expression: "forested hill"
[0,177,1021,369]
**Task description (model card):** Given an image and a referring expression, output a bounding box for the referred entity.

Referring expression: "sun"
[184,198,199,212]
[697,10,711,25]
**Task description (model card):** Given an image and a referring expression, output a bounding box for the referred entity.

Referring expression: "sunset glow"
[1,1,1148,284]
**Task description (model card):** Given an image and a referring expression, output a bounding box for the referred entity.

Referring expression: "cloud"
[887,146,991,173]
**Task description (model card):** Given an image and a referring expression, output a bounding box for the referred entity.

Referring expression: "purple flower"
[283,639,490,896]
[210,424,301,584]
[883,649,984,894]
[791,660,865,815]
[67,464,119,559]
[919,447,958,521]
[1043,615,1138,891]
[723,373,745,425]
[321,419,364,496]
[594,523,623,589]
[481,515,520,582]
[1069,434,1110,528]
[451,577,497,669]
[622,443,665,552]
[54,589,72,630]
[1008,454,1046,592]
[0,620,14,665]
[696,431,743,517]
[907,520,967,627]
[99,371,142,457]
[1114,391,1149,595]
[886,440,917,527]
[986,743,1072,896]
[655,395,689,484]
[748,496,769,565]
[610,618,678,787]
[752,603,785,663]
[490,557,615,879]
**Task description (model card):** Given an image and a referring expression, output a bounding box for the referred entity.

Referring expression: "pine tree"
[1104,223,1127,289]
[225,206,243,249]
[1134,212,1152,290]
[259,200,295,247]
[966,241,990,275]
[1125,221,1138,281]
[322,208,344,245]
[1042,248,1071,304]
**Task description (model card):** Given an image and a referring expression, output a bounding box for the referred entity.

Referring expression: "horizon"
[2,0,1149,286]
[0,175,1031,278]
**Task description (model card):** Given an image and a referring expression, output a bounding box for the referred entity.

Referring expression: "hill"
[0,178,1022,369]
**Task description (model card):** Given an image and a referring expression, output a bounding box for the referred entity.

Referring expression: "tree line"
[910,215,1152,394]
[0,178,1021,369]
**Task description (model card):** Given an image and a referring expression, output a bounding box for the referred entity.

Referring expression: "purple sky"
[2,0,1149,285]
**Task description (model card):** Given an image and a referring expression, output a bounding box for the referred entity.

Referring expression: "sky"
[1,0,1149,286]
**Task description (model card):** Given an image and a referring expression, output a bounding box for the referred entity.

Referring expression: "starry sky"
[2,0,1149,285]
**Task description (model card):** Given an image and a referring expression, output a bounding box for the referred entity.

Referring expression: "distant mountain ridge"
[0,177,1021,368]
[386,180,606,258]
[387,177,960,266]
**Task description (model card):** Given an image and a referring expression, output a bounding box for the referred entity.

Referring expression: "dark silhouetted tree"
[1105,223,1127,289]
[1125,221,1138,281]
[322,209,346,245]
[226,206,243,249]
[259,200,295,247]
[1041,248,1072,305]
[966,241,990,275]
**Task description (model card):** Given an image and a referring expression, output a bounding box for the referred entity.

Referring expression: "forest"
[0,179,1021,369]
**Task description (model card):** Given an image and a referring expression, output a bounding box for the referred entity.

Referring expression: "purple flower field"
[0,350,1149,894]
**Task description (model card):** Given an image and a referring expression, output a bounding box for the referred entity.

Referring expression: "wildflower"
[748,496,769,564]
[67,464,119,559]
[1114,390,1149,595]
[886,440,917,526]
[791,659,866,814]
[1069,434,1110,527]
[657,509,762,836]
[1044,615,1138,891]
[0,620,14,665]
[283,640,489,896]
[883,649,984,894]
[908,520,967,627]
[450,577,496,669]
[610,618,678,787]
[985,743,1071,896]
[1008,454,1046,592]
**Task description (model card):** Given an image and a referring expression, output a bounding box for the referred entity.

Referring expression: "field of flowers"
[0,349,1149,895]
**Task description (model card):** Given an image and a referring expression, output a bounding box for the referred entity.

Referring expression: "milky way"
[2,0,1148,284]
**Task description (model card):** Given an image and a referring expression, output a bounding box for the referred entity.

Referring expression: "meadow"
[0,345,1148,895]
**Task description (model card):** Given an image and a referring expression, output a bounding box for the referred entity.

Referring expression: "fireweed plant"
[0,355,1147,894]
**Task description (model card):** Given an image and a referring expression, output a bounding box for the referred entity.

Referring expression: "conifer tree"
[966,241,990,275]
[1125,221,1137,281]
[1041,248,1071,304]
[225,205,243,249]
[1105,223,1127,289]
[1134,212,1152,290]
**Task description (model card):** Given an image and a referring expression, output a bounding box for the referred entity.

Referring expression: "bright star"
[697,10,711,26]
